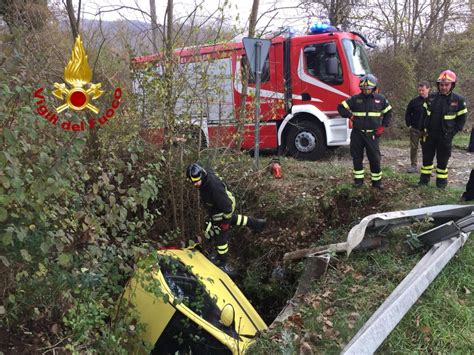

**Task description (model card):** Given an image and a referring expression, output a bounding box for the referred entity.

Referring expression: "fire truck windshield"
[342,39,370,76]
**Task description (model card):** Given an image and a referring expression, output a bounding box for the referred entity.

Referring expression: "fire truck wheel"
[286,120,325,160]
[181,127,207,150]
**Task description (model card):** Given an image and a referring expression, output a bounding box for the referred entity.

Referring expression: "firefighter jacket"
[420,92,467,134]
[199,170,235,222]
[405,96,426,129]
[338,93,392,131]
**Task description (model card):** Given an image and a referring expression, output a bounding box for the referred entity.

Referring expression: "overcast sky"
[78,0,316,34]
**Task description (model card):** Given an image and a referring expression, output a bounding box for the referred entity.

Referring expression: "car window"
[153,311,232,355]
[159,256,238,338]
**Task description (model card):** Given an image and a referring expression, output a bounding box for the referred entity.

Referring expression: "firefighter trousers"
[419,131,452,186]
[350,129,382,183]
[462,169,474,201]
[468,128,474,152]
[214,214,264,261]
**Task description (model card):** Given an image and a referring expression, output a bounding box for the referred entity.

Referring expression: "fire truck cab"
[132,25,372,160]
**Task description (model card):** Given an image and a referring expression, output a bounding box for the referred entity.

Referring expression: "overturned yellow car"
[123,247,267,354]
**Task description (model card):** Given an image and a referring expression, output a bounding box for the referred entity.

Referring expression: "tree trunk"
[66,0,79,40]
[248,0,260,37]
[236,0,260,146]
[150,0,159,53]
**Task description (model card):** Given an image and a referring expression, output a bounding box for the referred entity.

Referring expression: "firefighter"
[418,70,468,188]
[337,74,392,189]
[186,163,266,273]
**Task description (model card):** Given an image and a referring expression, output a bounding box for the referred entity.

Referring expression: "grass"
[245,144,473,354]
[383,131,471,150]
[453,131,471,150]
[250,234,472,354]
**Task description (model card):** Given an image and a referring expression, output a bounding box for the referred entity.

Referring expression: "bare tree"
[298,0,354,29]
[353,0,470,54]
[0,0,51,32]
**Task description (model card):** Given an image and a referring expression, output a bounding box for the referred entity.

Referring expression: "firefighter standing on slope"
[418,70,467,188]
[337,74,392,189]
[186,163,266,274]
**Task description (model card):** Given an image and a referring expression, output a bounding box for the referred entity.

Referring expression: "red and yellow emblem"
[53,35,103,114]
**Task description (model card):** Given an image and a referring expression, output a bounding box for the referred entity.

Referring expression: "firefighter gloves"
[205,222,221,239]
[375,126,385,136]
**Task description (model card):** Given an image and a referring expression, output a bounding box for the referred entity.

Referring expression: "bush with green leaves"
[0,78,165,352]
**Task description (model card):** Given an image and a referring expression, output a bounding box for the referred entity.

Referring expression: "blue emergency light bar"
[309,22,338,34]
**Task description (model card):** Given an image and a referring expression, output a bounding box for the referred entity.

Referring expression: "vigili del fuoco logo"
[33,35,122,131]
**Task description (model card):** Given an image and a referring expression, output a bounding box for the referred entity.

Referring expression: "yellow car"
[123,247,267,354]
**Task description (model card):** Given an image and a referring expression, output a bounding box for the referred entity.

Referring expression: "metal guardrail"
[342,212,473,354]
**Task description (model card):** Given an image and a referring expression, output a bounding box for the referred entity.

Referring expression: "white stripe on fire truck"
[234,61,322,103]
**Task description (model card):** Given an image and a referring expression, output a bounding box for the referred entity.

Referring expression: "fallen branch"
[283,237,384,262]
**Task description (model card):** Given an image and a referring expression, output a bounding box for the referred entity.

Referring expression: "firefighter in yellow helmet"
[418,70,468,188]
[186,163,266,274]
[337,74,392,189]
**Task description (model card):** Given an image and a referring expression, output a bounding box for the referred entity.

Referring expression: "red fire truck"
[132,25,372,160]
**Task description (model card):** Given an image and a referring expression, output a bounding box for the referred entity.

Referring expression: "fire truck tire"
[191,129,207,150]
[180,126,207,150]
[286,120,326,160]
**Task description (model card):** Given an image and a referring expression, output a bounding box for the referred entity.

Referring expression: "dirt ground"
[331,144,473,188]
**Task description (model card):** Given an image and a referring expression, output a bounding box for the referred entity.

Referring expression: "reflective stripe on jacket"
[421,92,467,134]
[338,93,392,131]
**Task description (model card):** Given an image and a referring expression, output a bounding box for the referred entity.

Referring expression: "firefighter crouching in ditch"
[418,70,468,188]
[337,74,392,190]
[186,163,266,274]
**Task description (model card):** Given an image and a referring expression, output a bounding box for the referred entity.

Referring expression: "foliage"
[370,52,417,139]
[0,76,163,352]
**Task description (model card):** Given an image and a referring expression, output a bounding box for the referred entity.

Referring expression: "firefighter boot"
[436,178,447,189]
[216,256,235,276]
[462,191,474,201]
[353,179,364,188]
[219,263,236,276]
[461,170,474,201]
[372,180,384,190]
[417,174,430,186]
[209,254,235,276]
[247,217,266,233]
